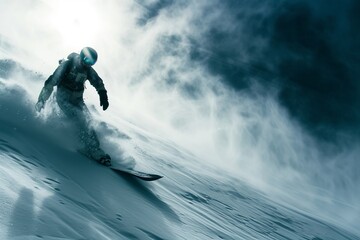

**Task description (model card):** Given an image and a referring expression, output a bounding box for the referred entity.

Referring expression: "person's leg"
[56,95,110,165]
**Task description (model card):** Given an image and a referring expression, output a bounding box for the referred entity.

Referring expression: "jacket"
[37,53,106,104]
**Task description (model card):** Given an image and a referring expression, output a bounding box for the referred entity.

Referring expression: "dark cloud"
[269,1,360,140]
[136,0,175,25]
[131,0,360,142]
[189,0,360,142]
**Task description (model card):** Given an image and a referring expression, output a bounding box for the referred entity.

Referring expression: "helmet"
[80,47,98,66]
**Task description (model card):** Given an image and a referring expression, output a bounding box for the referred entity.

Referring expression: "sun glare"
[50,1,101,48]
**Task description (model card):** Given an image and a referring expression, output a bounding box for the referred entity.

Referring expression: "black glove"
[98,90,109,111]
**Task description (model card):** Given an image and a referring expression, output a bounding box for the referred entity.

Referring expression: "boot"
[97,154,111,166]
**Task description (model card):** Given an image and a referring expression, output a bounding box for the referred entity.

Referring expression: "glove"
[98,90,109,111]
[35,101,45,112]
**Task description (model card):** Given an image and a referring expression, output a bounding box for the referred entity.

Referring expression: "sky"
[0,0,359,228]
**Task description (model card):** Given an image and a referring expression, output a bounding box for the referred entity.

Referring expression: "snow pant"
[56,87,106,160]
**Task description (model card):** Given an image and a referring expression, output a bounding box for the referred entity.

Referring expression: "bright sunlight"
[49,1,102,49]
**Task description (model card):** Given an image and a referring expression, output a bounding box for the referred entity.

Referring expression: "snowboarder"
[35,47,111,166]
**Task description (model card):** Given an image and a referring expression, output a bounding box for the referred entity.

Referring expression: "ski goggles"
[82,56,96,66]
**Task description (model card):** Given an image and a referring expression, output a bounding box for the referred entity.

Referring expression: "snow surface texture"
[0,64,359,240]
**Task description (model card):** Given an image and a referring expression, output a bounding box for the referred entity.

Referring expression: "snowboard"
[78,151,162,181]
[111,167,163,181]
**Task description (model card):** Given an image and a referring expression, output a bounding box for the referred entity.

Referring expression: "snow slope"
[1,65,359,240]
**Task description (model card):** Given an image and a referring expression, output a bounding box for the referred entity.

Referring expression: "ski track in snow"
[1,76,359,239]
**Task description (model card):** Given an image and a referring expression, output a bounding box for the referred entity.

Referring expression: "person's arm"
[35,61,69,112]
[88,68,109,111]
